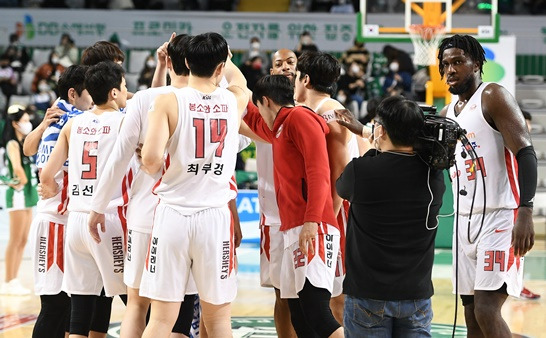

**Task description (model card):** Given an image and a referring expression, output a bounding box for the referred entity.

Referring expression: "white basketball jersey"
[255,142,281,225]
[67,110,127,213]
[446,82,519,214]
[153,87,238,214]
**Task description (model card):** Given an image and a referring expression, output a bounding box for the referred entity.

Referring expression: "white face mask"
[146,60,156,68]
[51,56,60,64]
[389,62,399,73]
[17,121,33,136]
[350,64,361,74]
[38,83,50,92]
[251,42,260,50]
[337,92,347,103]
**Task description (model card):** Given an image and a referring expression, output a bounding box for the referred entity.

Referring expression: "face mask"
[389,62,399,73]
[38,83,50,92]
[337,93,346,103]
[350,64,360,74]
[52,57,60,64]
[146,60,156,68]
[301,36,312,45]
[17,121,33,136]
[251,42,260,50]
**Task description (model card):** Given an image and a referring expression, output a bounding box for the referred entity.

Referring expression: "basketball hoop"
[409,24,446,66]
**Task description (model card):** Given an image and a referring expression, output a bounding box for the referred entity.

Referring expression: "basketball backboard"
[358,0,499,43]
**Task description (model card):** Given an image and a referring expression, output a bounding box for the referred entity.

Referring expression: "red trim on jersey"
[152,154,170,195]
[504,148,520,205]
[47,222,55,271]
[261,225,271,260]
[57,225,64,272]
[57,171,69,215]
[229,175,238,193]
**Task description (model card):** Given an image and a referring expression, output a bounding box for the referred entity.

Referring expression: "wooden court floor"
[1,241,545,337]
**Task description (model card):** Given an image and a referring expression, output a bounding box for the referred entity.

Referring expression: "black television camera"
[415,105,466,170]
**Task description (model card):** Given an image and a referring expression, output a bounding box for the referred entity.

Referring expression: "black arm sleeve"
[516,145,537,208]
[336,160,356,201]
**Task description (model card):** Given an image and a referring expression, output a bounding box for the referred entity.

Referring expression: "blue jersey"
[35,99,85,170]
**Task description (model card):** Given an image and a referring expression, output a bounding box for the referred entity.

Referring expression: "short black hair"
[296,51,340,96]
[9,33,18,44]
[252,75,295,107]
[437,34,486,78]
[81,41,125,66]
[84,61,124,105]
[522,109,532,121]
[167,34,191,77]
[2,105,28,147]
[58,65,88,101]
[186,32,228,78]
[375,95,424,147]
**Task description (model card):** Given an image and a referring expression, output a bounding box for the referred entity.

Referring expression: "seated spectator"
[54,33,79,66]
[138,55,156,90]
[337,61,367,116]
[383,59,413,97]
[239,56,266,91]
[30,79,57,115]
[0,54,18,118]
[4,33,30,75]
[241,37,269,70]
[31,51,65,95]
[294,31,318,57]
[341,39,370,71]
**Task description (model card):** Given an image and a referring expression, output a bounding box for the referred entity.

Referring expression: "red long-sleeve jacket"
[244,102,338,231]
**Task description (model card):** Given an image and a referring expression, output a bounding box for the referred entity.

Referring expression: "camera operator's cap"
[7,104,26,115]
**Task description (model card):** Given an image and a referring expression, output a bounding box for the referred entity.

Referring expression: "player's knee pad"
[90,295,113,333]
[460,295,474,306]
[287,298,317,338]
[70,295,96,335]
[40,292,70,314]
[172,294,196,335]
[298,280,341,337]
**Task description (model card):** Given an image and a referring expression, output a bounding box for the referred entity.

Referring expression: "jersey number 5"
[82,141,98,179]
[193,118,227,159]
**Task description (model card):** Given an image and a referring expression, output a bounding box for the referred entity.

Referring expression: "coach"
[336,95,445,337]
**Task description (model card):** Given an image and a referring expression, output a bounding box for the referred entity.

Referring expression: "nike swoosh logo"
[494,229,508,233]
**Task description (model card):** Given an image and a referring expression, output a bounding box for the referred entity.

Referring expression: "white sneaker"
[1,279,31,296]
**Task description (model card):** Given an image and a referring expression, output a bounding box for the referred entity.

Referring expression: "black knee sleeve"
[90,295,113,333]
[287,298,318,338]
[33,292,70,338]
[461,295,474,306]
[172,294,197,335]
[70,295,97,335]
[298,280,341,338]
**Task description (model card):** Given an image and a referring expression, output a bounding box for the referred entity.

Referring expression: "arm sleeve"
[336,160,356,201]
[516,145,537,208]
[242,102,274,143]
[91,96,142,213]
[290,112,331,223]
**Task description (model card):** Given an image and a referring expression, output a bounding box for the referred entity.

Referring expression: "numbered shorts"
[453,209,523,297]
[332,200,349,297]
[62,211,127,297]
[140,204,236,305]
[280,223,340,299]
[260,223,283,289]
[125,229,198,294]
[30,214,66,295]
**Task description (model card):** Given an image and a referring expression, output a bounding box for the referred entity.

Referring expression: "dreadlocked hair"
[437,34,486,78]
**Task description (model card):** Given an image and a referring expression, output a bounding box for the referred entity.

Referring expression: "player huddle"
[26,31,537,338]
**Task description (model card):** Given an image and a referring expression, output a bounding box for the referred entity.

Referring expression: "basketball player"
[23,65,92,338]
[250,48,298,338]
[39,61,129,337]
[294,51,362,323]
[139,32,247,337]
[244,74,343,337]
[438,35,537,337]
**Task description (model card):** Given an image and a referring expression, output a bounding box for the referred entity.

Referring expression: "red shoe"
[520,287,541,299]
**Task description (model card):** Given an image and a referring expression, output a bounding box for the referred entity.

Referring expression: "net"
[409,24,446,66]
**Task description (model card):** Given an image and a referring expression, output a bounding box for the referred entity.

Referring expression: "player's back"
[68,110,126,213]
[153,86,239,214]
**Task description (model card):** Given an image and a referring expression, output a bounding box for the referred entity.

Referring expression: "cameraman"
[335,95,445,337]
